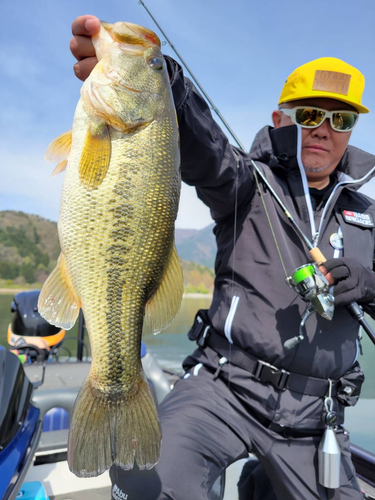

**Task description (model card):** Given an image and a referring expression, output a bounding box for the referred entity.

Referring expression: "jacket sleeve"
[165,56,255,222]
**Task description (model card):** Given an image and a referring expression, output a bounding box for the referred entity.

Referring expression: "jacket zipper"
[295,125,375,248]
[314,167,375,247]
[296,126,317,240]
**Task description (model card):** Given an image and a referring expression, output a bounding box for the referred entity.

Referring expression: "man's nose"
[311,118,332,138]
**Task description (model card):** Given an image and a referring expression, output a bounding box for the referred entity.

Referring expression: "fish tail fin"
[68,376,161,477]
[67,378,113,477]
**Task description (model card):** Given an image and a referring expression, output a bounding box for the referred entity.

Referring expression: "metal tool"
[318,396,341,489]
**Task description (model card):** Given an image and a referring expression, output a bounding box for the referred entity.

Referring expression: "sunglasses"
[279,106,359,132]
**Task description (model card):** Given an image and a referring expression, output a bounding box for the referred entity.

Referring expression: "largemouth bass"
[38,21,183,477]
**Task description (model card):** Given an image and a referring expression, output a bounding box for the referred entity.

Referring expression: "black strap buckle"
[197,325,210,348]
[188,314,211,348]
[253,360,290,390]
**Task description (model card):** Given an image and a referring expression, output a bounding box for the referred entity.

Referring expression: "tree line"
[0,226,50,283]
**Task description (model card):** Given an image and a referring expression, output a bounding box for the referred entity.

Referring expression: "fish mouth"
[101,21,161,53]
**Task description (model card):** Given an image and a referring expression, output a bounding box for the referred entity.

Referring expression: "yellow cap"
[278,57,369,114]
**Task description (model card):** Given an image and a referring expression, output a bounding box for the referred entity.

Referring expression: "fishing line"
[253,168,288,278]
[137,1,243,409]
[138,0,246,152]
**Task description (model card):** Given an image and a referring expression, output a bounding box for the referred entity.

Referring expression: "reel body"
[287,263,334,321]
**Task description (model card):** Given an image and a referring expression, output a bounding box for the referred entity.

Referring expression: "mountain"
[174,228,199,245]
[0,211,59,284]
[0,211,216,292]
[175,224,216,268]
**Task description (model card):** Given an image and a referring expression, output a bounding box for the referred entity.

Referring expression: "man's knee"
[109,463,211,500]
[110,465,162,500]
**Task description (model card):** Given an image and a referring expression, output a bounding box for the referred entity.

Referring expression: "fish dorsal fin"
[38,253,81,330]
[79,121,111,189]
[45,130,72,162]
[52,160,68,177]
[145,244,184,333]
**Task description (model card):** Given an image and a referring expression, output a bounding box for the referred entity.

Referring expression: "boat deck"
[24,460,111,500]
[22,363,375,500]
[24,361,90,390]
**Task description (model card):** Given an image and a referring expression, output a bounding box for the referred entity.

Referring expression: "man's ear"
[272,110,282,128]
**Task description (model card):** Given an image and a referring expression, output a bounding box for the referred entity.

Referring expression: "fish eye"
[149,57,164,71]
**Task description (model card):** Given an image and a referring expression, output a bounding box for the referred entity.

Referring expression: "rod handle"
[309,248,326,264]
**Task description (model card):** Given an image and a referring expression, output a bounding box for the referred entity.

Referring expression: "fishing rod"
[138,0,246,152]
[138,1,375,347]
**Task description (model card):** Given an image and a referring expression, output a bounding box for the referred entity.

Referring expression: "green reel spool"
[291,264,315,285]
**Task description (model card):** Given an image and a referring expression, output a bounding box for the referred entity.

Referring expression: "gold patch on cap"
[312,70,351,96]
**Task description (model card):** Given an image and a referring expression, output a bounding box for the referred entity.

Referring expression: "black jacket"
[167,56,375,428]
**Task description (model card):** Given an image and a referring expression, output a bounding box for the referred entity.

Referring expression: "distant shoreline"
[183,293,212,299]
[0,288,27,294]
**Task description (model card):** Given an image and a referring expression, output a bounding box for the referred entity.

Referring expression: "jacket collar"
[249,125,375,189]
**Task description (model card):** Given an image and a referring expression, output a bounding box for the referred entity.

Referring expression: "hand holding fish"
[71,15,100,81]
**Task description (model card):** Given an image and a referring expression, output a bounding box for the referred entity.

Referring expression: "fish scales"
[60,107,179,391]
[39,21,183,477]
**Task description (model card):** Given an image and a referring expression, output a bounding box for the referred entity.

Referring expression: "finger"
[325,272,335,286]
[319,264,327,275]
[73,57,98,81]
[319,265,335,286]
[328,265,349,283]
[71,15,101,36]
[70,35,96,61]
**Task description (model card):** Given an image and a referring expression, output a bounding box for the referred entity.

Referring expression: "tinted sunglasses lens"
[332,112,358,131]
[295,108,325,127]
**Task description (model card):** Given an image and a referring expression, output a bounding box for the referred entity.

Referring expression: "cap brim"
[279,94,369,114]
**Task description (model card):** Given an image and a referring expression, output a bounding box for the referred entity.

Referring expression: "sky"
[1,0,375,229]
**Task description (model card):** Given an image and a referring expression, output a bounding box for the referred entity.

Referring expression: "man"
[70,16,375,500]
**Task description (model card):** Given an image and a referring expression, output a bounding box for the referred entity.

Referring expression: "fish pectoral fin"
[45,130,72,162]
[79,121,111,189]
[38,253,81,330]
[145,244,184,333]
[51,160,68,177]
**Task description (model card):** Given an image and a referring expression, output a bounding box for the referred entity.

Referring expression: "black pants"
[110,366,363,500]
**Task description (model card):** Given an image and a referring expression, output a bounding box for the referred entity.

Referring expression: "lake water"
[0,292,374,453]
